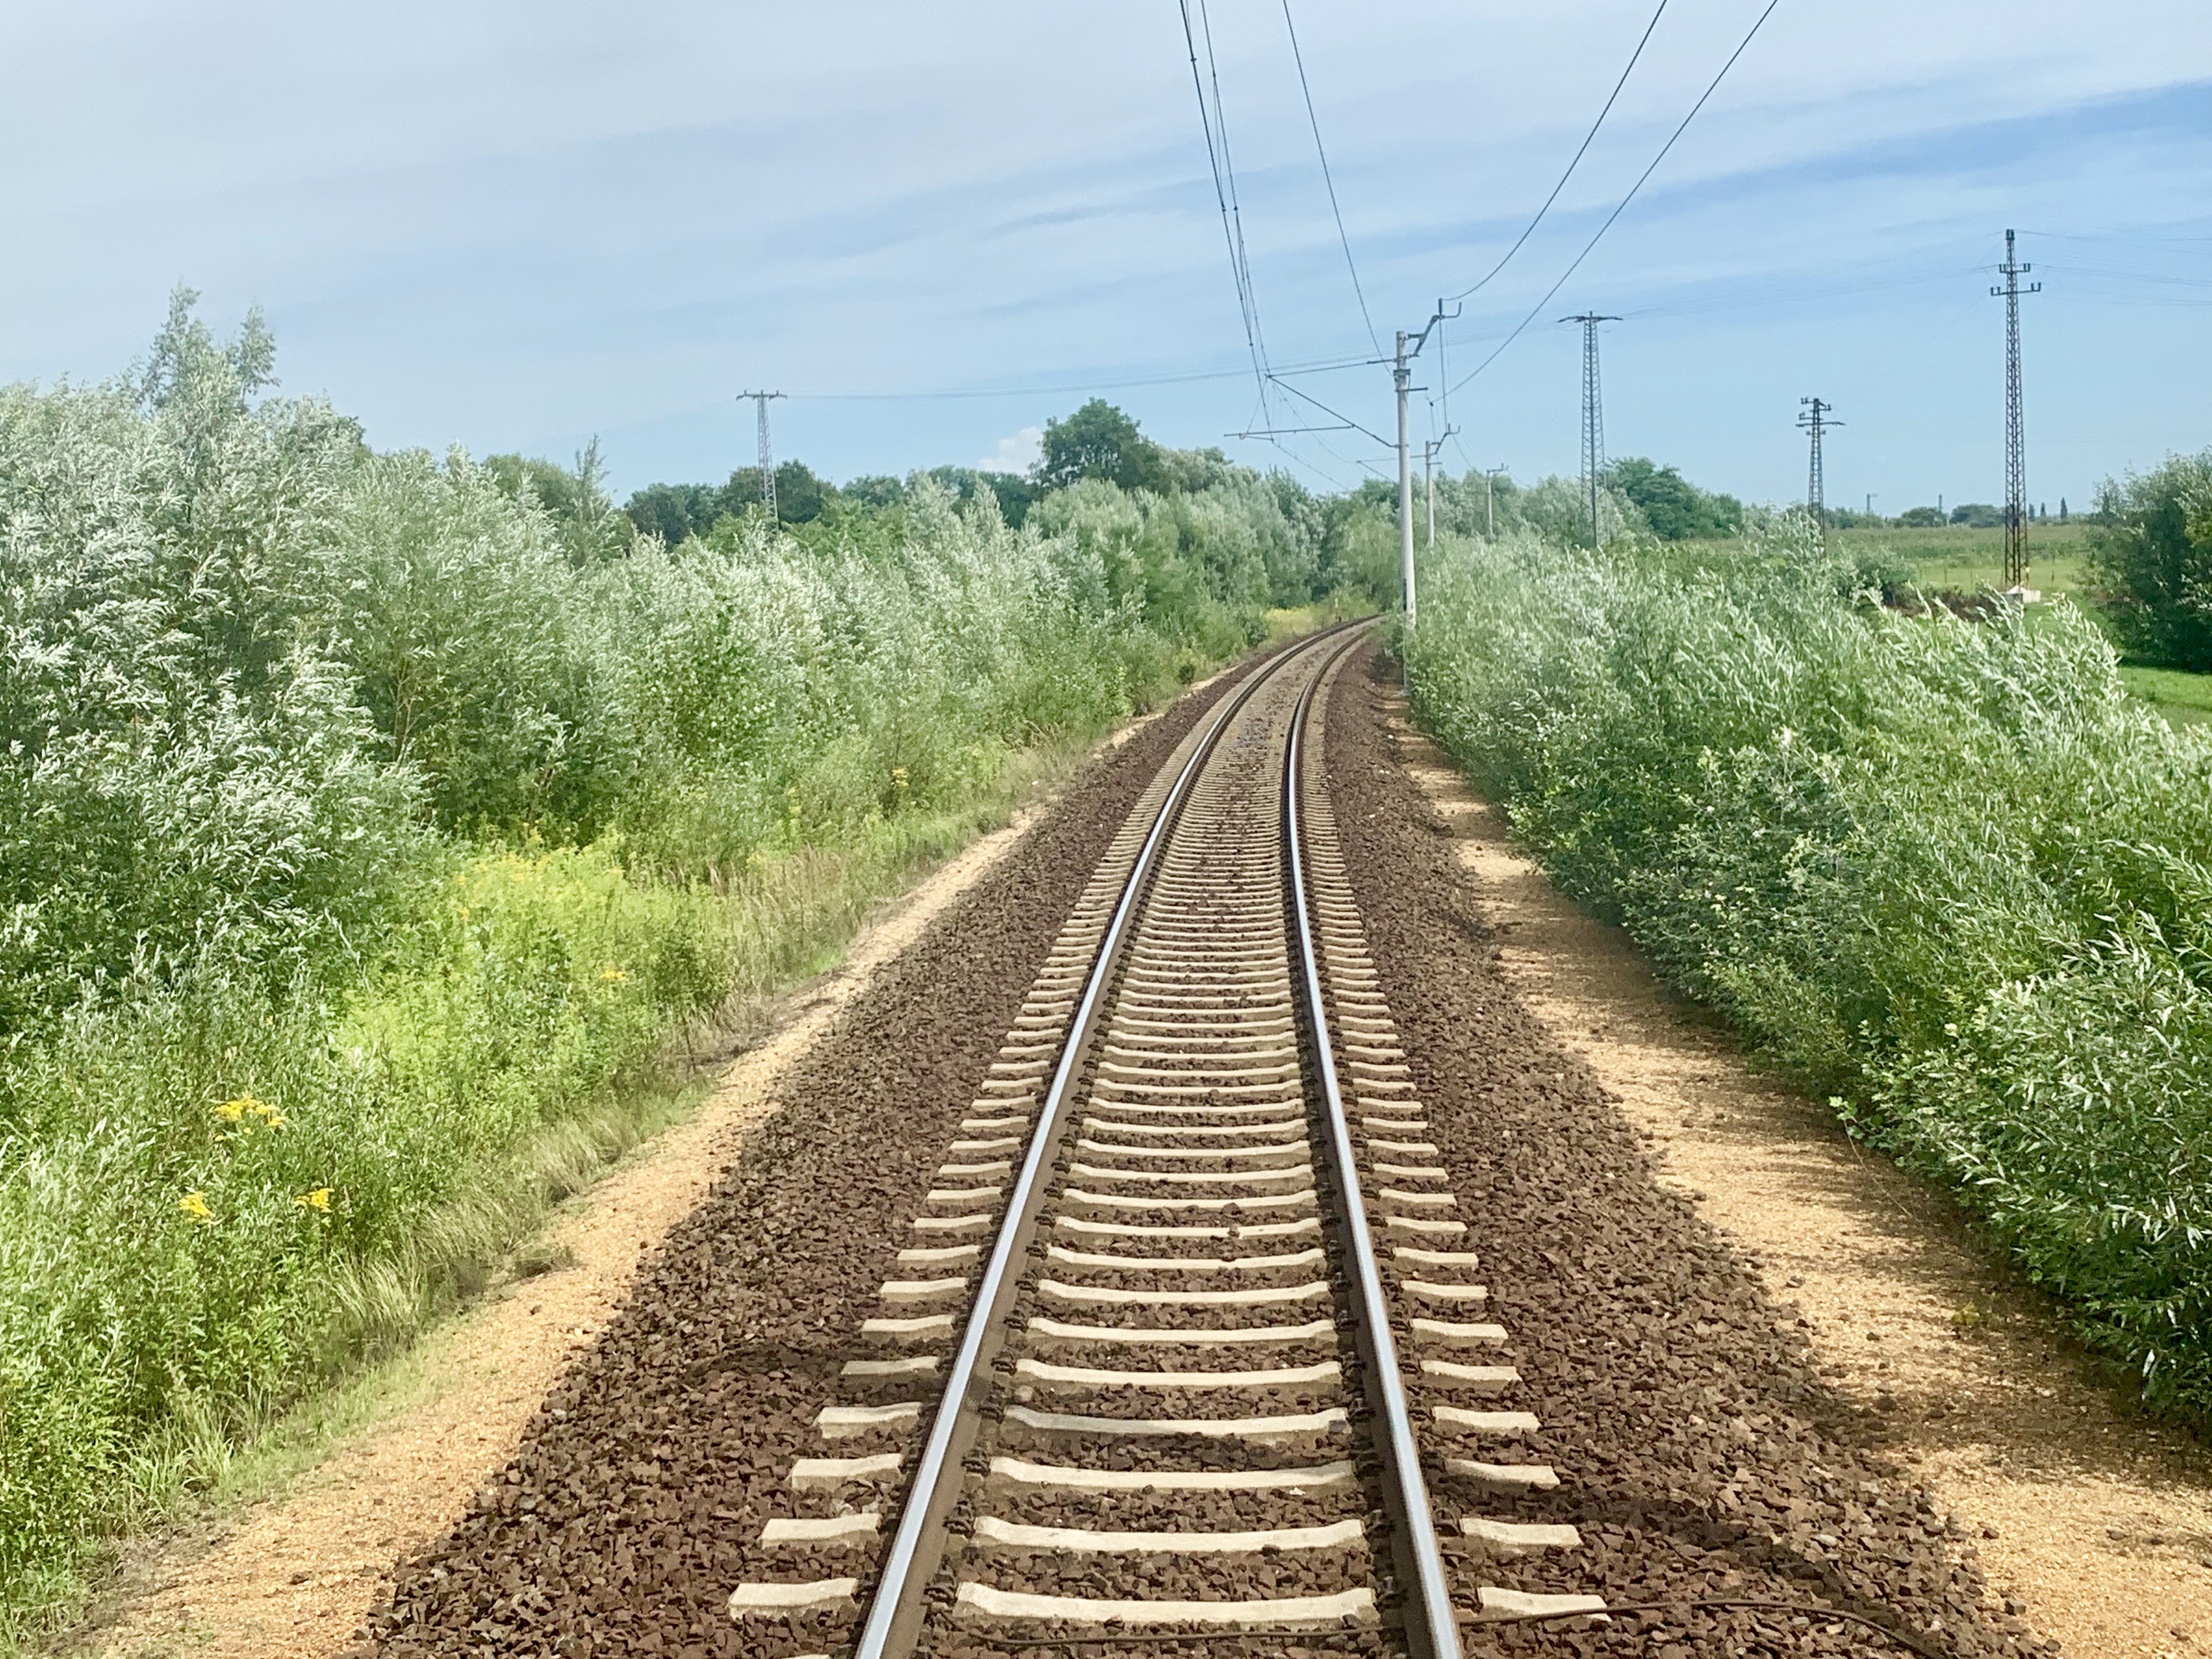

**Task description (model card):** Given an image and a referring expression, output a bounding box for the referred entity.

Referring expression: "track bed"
[367,637,2044,1659]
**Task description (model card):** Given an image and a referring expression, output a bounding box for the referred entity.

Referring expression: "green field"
[2118,663,2212,725]
[1826,522,2212,727]
[1831,519,2093,599]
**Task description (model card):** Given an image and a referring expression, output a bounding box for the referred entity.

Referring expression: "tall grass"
[1406,518,2212,1417]
[0,790,1071,1624]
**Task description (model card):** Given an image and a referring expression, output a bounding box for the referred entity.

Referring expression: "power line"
[1617,261,1983,320]
[2020,226,2212,247]
[1280,0,1379,354]
[1447,0,1672,304]
[786,349,1376,404]
[2037,262,2212,290]
[1447,0,1785,398]
[794,366,1256,401]
[1269,355,1393,377]
[1178,0,1271,417]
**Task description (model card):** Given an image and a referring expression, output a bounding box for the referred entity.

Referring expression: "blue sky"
[3,0,2208,510]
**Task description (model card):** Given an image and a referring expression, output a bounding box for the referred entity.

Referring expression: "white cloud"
[977,426,1043,475]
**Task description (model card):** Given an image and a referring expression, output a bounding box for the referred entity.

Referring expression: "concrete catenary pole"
[1395,330,1416,626]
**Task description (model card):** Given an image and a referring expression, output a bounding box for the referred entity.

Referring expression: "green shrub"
[1,298,1348,1630]
[0,295,419,1030]
[0,841,726,1598]
[2086,450,2212,670]
[1407,519,2212,1414]
[1606,457,1743,540]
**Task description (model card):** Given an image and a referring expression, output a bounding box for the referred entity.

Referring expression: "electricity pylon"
[1797,397,1840,540]
[740,390,785,518]
[1559,314,1618,544]
[1991,230,2040,590]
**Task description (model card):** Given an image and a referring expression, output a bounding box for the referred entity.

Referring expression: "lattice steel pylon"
[740,390,785,519]
[1797,397,1840,540]
[1560,314,1618,544]
[1991,230,2040,590]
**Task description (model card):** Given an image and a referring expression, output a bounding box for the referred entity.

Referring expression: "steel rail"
[851,622,1359,1659]
[1284,631,1463,1659]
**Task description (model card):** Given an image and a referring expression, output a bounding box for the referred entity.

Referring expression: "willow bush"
[0,296,1378,1631]
[2085,450,2212,672]
[1406,518,2212,1416]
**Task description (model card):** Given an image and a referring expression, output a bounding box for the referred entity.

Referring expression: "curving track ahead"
[728,626,1602,1656]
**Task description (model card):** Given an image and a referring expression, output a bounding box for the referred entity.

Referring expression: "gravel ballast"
[366,636,2050,1659]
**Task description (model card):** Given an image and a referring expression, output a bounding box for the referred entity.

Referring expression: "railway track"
[729,627,1606,1657]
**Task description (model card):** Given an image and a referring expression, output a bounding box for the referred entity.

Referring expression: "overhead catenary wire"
[1201,0,1276,421]
[1176,1,1402,460]
[1280,0,1380,354]
[1447,0,1672,304]
[1267,372,1398,450]
[1179,0,1273,420]
[811,2,1784,489]
[1447,0,1786,398]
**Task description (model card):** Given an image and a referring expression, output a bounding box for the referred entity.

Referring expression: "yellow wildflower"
[214,1096,285,1131]
[294,1188,333,1213]
[178,1191,213,1222]
[599,966,629,982]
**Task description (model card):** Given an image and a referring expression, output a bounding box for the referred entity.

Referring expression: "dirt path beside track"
[1377,677,2212,1659]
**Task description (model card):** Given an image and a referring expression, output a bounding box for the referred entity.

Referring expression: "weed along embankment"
[1403,518,2212,1421]
[0,302,1391,1643]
